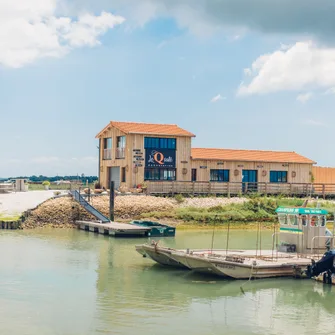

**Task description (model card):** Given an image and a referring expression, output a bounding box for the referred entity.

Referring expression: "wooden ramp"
[76,220,151,237]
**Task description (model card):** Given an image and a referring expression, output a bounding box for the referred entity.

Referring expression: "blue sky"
[1,0,335,177]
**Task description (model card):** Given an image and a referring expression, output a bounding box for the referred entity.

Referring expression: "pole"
[225,221,231,255]
[210,217,216,254]
[110,181,115,221]
[98,141,101,183]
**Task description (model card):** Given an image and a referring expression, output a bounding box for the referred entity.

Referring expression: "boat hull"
[130,221,176,237]
[135,244,188,268]
[170,251,310,279]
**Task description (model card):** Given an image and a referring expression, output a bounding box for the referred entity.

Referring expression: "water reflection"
[0,229,334,335]
[93,231,335,335]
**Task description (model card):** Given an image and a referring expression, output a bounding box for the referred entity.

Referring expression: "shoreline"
[1,194,335,231]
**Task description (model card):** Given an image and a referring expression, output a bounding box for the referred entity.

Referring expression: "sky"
[1,0,335,178]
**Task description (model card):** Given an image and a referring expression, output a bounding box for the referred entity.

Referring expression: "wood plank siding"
[98,127,192,189]
[191,160,312,184]
[96,121,318,194]
[313,166,335,184]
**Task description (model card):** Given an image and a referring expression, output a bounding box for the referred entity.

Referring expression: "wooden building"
[96,121,316,193]
[96,121,195,189]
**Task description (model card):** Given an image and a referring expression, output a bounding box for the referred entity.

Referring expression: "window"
[319,215,326,227]
[210,169,230,182]
[288,215,298,226]
[310,215,318,227]
[144,137,176,150]
[278,214,287,225]
[116,136,126,159]
[144,168,176,181]
[103,138,112,160]
[270,171,288,183]
[103,138,112,149]
[301,215,308,226]
[191,169,197,182]
[117,136,126,148]
[121,167,126,183]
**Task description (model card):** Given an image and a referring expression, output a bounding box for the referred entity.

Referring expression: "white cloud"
[74,0,335,41]
[324,87,335,95]
[237,41,335,96]
[304,119,327,127]
[296,92,313,103]
[0,0,125,68]
[210,94,226,103]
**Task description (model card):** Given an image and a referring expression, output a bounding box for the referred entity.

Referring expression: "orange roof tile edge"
[96,121,195,138]
[191,148,316,164]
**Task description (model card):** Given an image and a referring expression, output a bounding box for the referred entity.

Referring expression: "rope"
[240,261,255,295]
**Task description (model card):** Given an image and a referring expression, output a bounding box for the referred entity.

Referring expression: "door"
[109,167,121,190]
[242,170,258,192]
[191,169,197,182]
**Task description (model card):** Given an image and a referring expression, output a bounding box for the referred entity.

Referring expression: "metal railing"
[146,181,335,197]
[70,190,110,223]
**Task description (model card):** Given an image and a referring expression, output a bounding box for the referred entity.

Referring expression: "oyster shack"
[96,121,315,194]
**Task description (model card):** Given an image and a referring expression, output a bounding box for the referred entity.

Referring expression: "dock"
[76,220,151,237]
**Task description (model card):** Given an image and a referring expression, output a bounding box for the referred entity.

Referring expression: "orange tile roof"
[191,148,316,164]
[96,121,195,138]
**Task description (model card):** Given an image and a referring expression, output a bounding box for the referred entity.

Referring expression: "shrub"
[42,181,50,186]
[174,194,185,203]
[94,182,102,189]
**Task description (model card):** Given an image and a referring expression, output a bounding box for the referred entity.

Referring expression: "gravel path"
[0,191,65,216]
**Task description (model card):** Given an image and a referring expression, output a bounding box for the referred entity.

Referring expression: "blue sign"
[145,149,176,168]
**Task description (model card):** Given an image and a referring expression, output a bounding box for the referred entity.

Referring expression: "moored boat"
[136,205,335,280]
[130,220,176,237]
[135,241,187,268]
[167,206,334,279]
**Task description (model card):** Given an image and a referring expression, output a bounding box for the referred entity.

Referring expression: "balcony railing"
[103,149,112,160]
[116,147,125,159]
[146,181,335,198]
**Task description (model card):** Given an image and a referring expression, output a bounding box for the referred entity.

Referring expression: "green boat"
[130,220,176,237]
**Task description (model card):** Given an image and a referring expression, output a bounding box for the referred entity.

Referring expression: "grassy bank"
[139,197,335,228]
[18,194,335,230]
[0,214,21,222]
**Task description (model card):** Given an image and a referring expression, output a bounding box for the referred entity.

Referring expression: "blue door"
[242,170,258,192]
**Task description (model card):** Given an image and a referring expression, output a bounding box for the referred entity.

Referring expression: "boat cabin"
[275,207,331,254]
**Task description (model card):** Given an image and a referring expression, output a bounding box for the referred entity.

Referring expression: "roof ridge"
[111,120,178,126]
[192,147,297,154]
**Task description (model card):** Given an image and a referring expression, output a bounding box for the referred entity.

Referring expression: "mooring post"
[110,181,115,222]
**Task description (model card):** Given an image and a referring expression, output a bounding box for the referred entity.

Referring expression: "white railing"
[103,149,112,160]
[115,147,125,159]
[0,183,14,193]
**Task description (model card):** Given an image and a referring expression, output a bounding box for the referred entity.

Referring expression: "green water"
[0,229,335,335]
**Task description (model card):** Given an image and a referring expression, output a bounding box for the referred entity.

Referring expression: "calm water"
[1,228,335,335]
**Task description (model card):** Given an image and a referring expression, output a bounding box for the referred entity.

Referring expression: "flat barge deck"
[76,220,151,237]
